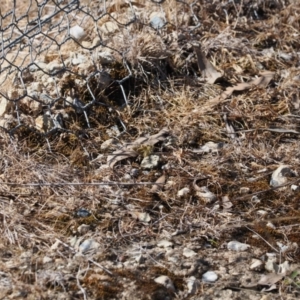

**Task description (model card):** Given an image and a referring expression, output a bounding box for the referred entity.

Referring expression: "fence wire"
[0,0,265,147]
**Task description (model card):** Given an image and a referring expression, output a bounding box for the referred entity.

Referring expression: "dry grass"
[1,0,300,299]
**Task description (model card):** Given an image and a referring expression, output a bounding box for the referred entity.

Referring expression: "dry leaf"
[192,42,223,84]
[216,72,273,102]
[150,174,166,193]
[107,128,169,168]
[258,273,283,286]
[201,71,275,112]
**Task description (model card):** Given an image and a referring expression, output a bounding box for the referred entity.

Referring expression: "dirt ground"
[0,0,300,299]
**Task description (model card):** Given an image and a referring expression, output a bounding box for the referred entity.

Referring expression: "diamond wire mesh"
[0,0,200,145]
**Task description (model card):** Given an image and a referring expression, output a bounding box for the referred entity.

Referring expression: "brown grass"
[1,0,300,299]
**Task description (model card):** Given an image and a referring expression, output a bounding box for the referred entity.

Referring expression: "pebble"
[79,239,100,254]
[183,248,197,258]
[202,271,218,283]
[227,241,250,251]
[75,208,91,218]
[154,275,175,291]
[186,276,200,295]
[157,240,173,248]
[150,16,165,29]
[177,187,190,197]
[250,259,263,270]
[196,186,217,203]
[141,155,160,169]
[70,25,86,41]
[270,165,294,187]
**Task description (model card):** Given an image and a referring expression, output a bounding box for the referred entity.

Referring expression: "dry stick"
[244,225,279,253]
[76,267,87,300]
[233,177,300,202]
[0,181,163,187]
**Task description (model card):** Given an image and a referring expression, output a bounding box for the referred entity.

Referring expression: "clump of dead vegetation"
[1,0,300,299]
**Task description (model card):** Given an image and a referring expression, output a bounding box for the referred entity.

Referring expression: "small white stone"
[43,256,53,264]
[177,187,190,197]
[183,248,197,258]
[130,211,151,223]
[150,15,165,29]
[200,141,224,153]
[270,165,294,187]
[157,240,173,248]
[239,187,250,194]
[250,259,263,270]
[154,275,175,291]
[141,155,160,169]
[70,25,86,41]
[291,184,299,191]
[227,241,250,251]
[202,271,218,283]
[79,239,100,254]
[186,276,200,295]
[196,186,217,203]
[256,210,268,216]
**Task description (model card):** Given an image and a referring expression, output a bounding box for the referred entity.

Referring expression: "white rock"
[43,256,53,264]
[196,186,217,203]
[239,187,250,194]
[202,271,218,283]
[46,61,63,73]
[291,184,299,191]
[177,187,190,197]
[70,25,86,41]
[183,248,197,258]
[199,141,224,153]
[270,165,294,187]
[186,276,200,295]
[150,15,165,29]
[29,62,47,72]
[79,239,100,254]
[154,275,175,291]
[227,241,250,251]
[276,242,289,253]
[266,222,276,229]
[141,155,160,169]
[98,51,114,65]
[157,240,173,248]
[256,210,268,216]
[130,211,151,223]
[278,261,290,274]
[250,259,263,270]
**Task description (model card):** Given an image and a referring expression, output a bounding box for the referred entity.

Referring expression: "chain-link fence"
[0,0,275,149]
[0,0,201,145]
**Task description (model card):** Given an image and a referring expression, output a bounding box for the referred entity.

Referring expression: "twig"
[244,225,279,253]
[233,178,300,201]
[88,259,113,276]
[76,266,87,300]
[0,181,164,187]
